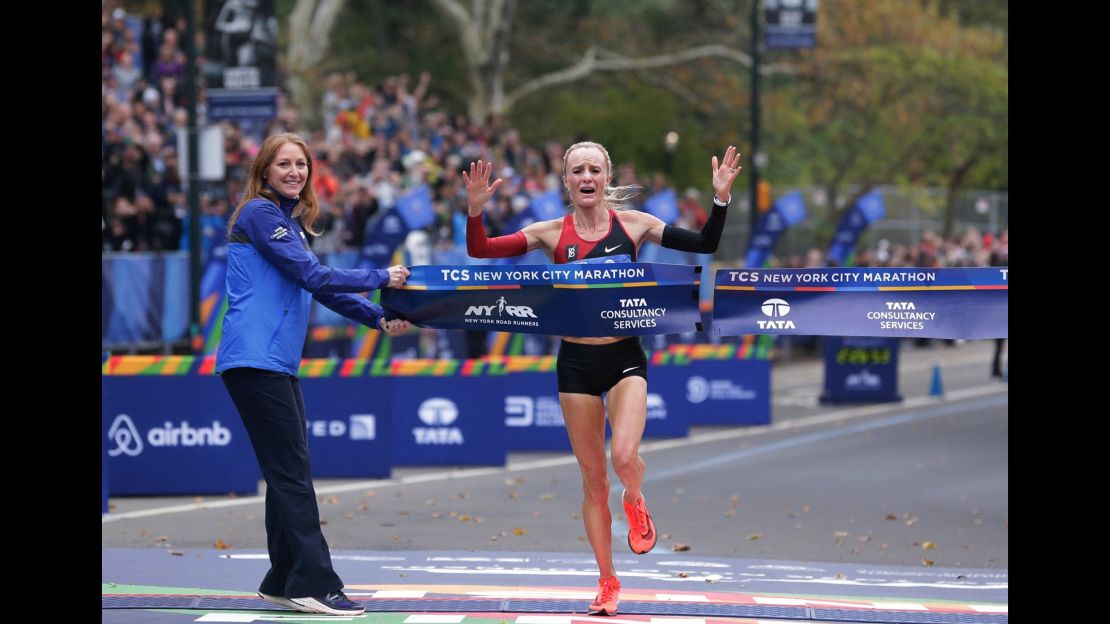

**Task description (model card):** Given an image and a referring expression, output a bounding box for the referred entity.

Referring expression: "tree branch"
[504,44,794,111]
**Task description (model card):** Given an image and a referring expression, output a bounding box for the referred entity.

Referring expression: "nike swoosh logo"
[604,245,622,253]
[622,366,639,374]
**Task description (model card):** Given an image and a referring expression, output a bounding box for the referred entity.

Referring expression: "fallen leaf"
[155,536,169,542]
[858,535,871,542]
[922,558,935,567]
[922,541,936,550]
[885,513,898,521]
[730,495,741,508]
[513,527,526,535]
[677,572,689,578]
[802,505,811,512]
[671,543,691,551]
[169,551,184,556]
[508,491,519,499]
[391,535,400,541]
[905,514,919,526]
[431,512,443,519]
[214,539,230,550]
[458,514,471,522]
[319,519,328,525]
[834,531,850,538]
[747,533,763,541]
[359,503,369,511]
[425,499,436,506]
[835,573,846,580]
[662,533,672,539]
[539,493,554,501]
[364,491,376,497]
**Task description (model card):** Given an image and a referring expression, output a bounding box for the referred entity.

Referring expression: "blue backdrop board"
[299,377,392,478]
[501,371,573,452]
[820,336,902,404]
[389,376,508,466]
[649,359,771,426]
[103,376,260,495]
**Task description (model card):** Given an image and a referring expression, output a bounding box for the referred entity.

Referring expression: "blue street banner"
[820,336,902,404]
[382,263,703,337]
[199,245,229,354]
[765,0,818,49]
[395,184,435,231]
[358,208,409,270]
[643,188,679,225]
[713,267,1008,339]
[744,190,807,268]
[827,190,885,265]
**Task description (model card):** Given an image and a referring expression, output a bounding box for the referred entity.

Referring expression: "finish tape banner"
[382,263,702,337]
[713,267,1008,339]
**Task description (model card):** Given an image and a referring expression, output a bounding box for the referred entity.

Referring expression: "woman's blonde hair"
[227,132,323,236]
[562,141,642,211]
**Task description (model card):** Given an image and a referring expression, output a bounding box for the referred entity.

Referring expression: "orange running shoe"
[587,575,621,616]
[623,489,658,554]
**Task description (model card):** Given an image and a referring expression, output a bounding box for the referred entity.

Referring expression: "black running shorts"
[557,337,648,396]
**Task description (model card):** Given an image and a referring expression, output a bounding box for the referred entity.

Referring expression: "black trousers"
[222,367,342,598]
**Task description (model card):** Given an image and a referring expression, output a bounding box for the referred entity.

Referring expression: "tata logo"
[758,298,796,329]
[414,398,463,445]
[464,296,538,318]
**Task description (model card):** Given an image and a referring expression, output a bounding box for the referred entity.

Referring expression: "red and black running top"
[553,209,638,264]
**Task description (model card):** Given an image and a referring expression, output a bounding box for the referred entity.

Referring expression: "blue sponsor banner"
[395,184,435,231]
[820,336,902,404]
[500,367,686,449]
[643,384,689,438]
[643,189,678,225]
[382,263,702,337]
[103,377,260,495]
[827,190,884,265]
[502,372,572,451]
[389,376,508,466]
[300,378,392,478]
[649,359,770,426]
[744,190,806,268]
[713,267,1008,339]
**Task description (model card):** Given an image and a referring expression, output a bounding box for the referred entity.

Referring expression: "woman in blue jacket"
[215,132,411,616]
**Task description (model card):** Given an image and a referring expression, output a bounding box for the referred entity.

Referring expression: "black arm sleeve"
[661,198,728,253]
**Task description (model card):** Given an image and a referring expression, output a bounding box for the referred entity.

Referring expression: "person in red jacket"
[464,141,742,615]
